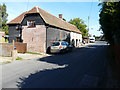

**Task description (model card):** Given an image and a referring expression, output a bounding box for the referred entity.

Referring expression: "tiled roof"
[8,12,27,24]
[8,6,82,34]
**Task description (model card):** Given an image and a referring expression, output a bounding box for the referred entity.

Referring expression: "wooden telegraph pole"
[88,16,90,43]
[88,16,89,35]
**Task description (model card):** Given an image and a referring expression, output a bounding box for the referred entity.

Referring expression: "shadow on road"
[17,44,108,88]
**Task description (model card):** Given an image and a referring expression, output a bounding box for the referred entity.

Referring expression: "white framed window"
[27,20,36,28]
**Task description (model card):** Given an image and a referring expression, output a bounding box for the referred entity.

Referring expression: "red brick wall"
[0,43,13,57]
[22,25,46,53]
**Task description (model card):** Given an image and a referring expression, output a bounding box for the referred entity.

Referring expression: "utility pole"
[88,16,89,36]
[88,16,90,43]
[27,0,29,11]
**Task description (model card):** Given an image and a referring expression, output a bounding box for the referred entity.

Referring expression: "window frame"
[27,20,36,28]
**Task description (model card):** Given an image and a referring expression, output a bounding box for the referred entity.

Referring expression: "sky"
[2,1,103,36]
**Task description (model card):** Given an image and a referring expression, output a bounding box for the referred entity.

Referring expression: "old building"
[0,31,8,43]
[8,6,82,53]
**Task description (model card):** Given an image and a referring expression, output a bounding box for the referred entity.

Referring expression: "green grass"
[26,51,42,55]
[1,61,11,64]
[6,61,11,63]
[16,57,23,60]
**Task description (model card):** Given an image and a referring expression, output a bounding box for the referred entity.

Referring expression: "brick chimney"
[59,14,63,19]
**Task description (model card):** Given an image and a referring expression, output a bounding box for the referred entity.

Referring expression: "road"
[2,41,109,88]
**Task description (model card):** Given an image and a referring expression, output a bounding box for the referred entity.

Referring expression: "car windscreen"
[61,42,69,45]
[52,42,60,46]
[90,39,94,40]
[61,42,66,45]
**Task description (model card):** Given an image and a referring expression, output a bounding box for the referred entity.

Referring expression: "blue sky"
[3,2,102,36]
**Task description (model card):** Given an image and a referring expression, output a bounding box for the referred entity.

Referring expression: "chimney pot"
[59,14,63,19]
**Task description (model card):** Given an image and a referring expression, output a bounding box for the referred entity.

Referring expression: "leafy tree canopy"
[63,18,66,21]
[69,18,88,37]
[99,2,120,44]
[0,3,8,35]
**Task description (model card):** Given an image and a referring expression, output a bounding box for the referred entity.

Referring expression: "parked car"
[89,37,95,43]
[50,41,73,53]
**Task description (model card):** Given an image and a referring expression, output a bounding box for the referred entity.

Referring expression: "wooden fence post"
[13,40,14,50]
[12,40,18,61]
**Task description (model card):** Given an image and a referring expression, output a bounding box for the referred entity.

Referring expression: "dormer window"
[27,20,36,28]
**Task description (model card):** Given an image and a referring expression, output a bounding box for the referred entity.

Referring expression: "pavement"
[0,52,51,65]
[0,57,12,64]
[17,53,51,60]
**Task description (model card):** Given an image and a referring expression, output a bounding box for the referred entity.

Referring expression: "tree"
[99,2,120,44]
[63,18,66,21]
[0,3,8,35]
[68,18,88,37]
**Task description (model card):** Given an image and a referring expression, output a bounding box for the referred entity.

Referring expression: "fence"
[14,42,27,53]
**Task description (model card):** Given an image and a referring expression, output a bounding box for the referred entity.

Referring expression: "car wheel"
[60,50,64,54]
[46,47,51,54]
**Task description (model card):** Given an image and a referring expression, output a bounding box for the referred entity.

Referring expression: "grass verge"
[26,51,42,55]
[0,61,11,64]
[16,57,23,60]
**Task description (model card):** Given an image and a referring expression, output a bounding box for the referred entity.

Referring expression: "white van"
[89,37,95,43]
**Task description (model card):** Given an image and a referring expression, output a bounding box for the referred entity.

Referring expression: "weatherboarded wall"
[46,26,70,49]
[8,24,20,43]
[22,13,45,25]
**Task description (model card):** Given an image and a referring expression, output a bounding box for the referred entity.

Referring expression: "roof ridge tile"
[8,6,82,34]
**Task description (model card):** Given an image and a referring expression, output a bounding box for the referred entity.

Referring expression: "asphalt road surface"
[2,41,109,88]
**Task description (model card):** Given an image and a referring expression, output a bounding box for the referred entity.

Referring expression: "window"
[61,42,66,45]
[27,21,36,28]
[52,42,60,46]
[90,39,94,40]
[65,42,69,45]
[16,37,21,42]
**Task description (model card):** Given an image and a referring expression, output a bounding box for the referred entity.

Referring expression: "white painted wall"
[70,32,82,47]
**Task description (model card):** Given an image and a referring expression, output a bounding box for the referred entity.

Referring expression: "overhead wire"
[88,0,94,34]
[27,0,29,11]
[89,0,93,17]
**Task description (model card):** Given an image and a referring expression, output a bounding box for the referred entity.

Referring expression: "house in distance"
[8,6,82,53]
